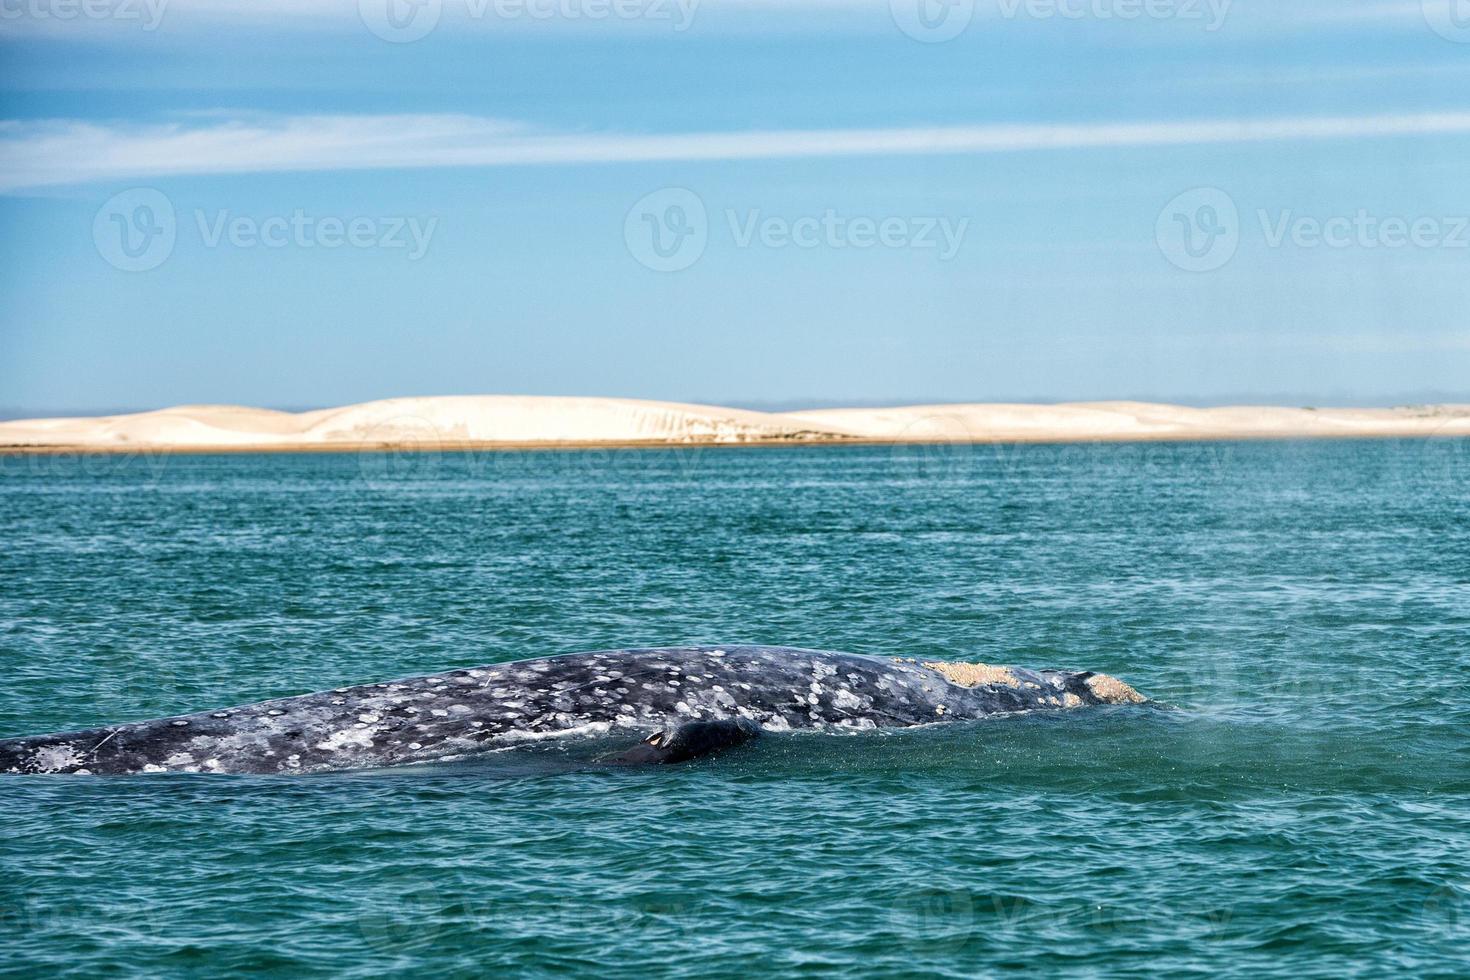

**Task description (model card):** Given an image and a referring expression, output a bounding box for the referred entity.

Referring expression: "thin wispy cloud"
[6,111,1470,192]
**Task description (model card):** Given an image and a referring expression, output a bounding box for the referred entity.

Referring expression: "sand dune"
[1,397,1466,452]
[0,397,860,450]
[787,402,1470,442]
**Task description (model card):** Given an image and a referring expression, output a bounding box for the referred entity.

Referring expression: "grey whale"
[0,646,1146,775]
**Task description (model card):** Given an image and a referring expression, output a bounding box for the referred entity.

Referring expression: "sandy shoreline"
[1,396,1467,454]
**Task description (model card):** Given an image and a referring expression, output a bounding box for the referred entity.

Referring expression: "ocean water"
[2,440,1468,977]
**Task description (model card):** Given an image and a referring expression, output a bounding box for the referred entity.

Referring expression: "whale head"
[922,660,1146,706]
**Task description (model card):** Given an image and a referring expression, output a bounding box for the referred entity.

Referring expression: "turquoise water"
[3,440,1468,977]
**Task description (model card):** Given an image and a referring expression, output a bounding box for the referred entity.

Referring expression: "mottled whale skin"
[0,646,1145,776]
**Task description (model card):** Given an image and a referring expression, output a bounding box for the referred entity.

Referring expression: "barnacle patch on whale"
[922,661,1023,689]
[1083,674,1146,704]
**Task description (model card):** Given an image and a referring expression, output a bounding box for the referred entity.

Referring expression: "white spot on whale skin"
[141,764,166,773]
[267,709,286,716]
[430,709,448,717]
[170,720,189,727]
[316,728,374,751]
[164,752,195,767]
[357,713,380,724]
[31,744,85,772]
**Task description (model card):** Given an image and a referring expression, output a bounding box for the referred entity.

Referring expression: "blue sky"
[2,0,1469,413]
